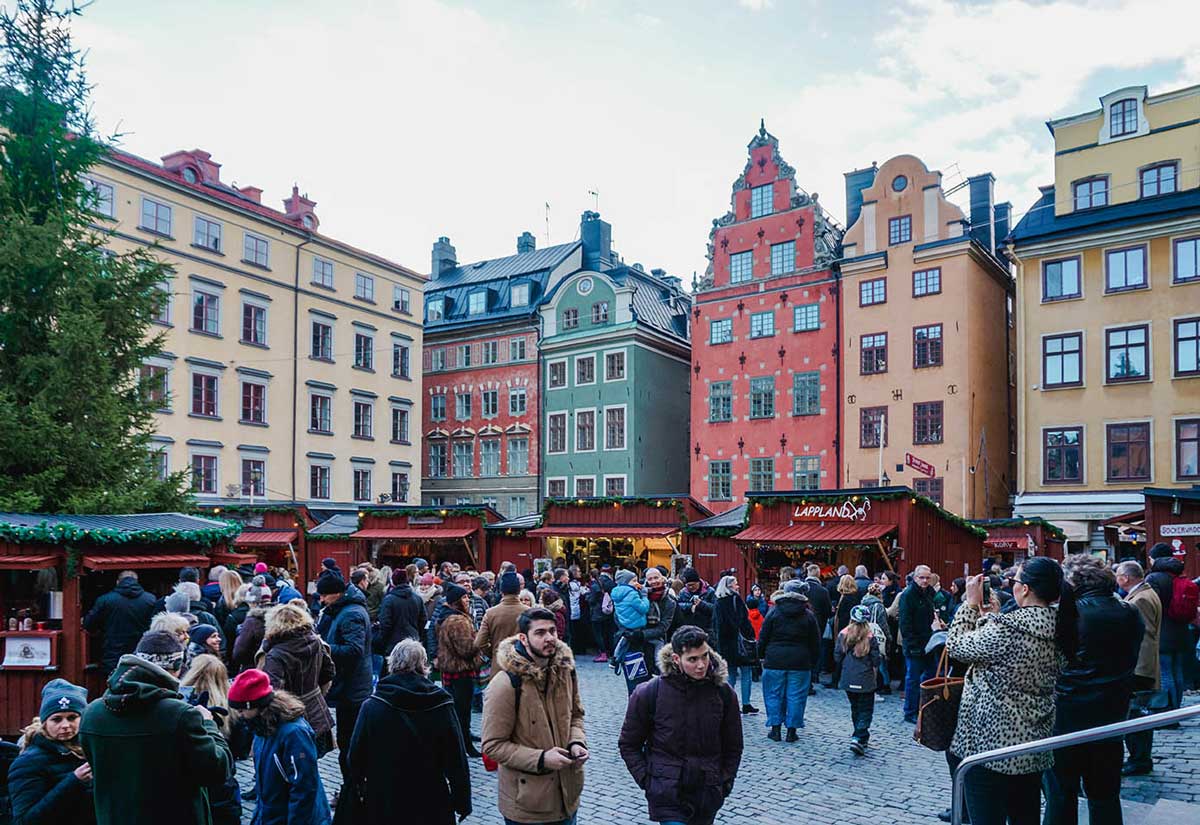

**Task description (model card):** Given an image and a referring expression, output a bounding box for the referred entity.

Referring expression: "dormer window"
[182,167,199,184]
[1110,98,1138,137]
[511,282,530,307]
[427,298,445,322]
[750,184,773,218]
[468,291,487,315]
[1073,177,1108,211]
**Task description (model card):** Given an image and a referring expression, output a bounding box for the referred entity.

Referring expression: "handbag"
[736,634,758,666]
[913,646,965,752]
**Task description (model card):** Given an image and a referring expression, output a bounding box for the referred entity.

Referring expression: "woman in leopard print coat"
[945,557,1076,825]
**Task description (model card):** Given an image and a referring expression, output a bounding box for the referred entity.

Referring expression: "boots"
[741,704,759,714]
[767,725,781,741]
[785,728,799,742]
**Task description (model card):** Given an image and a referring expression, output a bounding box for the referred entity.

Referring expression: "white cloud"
[738,0,775,9]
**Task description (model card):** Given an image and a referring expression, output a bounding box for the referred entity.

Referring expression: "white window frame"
[574,354,597,386]
[240,299,268,346]
[507,436,530,475]
[352,399,375,439]
[140,196,173,236]
[189,367,221,418]
[749,310,775,339]
[574,476,597,498]
[430,348,446,372]
[390,405,410,443]
[193,215,223,252]
[511,282,530,307]
[312,256,335,289]
[355,272,376,302]
[481,388,499,419]
[309,392,333,433]
[468,290,487,315]
[509,387,527,416]
[710,318,733,344]
[604,404,627,451]
[242,231,270,267]
[479,438,501,477]
[311,320,333,360]
[191,288,221,335]
[604,349,627,382]
[309,462,332,500]
[153,280,172,326]
[240,456,267,497]
[354,332,375,370]
[352,467,373,502]
[548,359,568,389]
[547,412,568,454]
[603,474,627,497]
[427,297,445,321]
[510,337,527,362]
[575,408,597,453]
[546,476,568,498]
[482,340,499,365]
[239,379,268,424]
[729,251,753,283]
[393,285,411,313]
[83,177,115,217]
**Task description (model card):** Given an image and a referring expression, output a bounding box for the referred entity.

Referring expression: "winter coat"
[475,595,526,669]
[363,579,386,622]
[1147,556,1191,652]
[1124,581,1162,689]
[897,583,936,656]
[202,581,223,606]
[425,598,455,663]
[436,608,483,675]
[713,593,755,666]
[545,598,568,639]
[801,576,833,629]
[757,591,820,671]
[249,716,331,825]
[675,583,716,633]
[417,584,442,619]
[854,575,872,594]
[831,590,862,639]
[232,607,268,673]
[618,646,742,825]
[587,576,614,618]
[339,672,471,825]
[261,617,336,755]
[946,604,1063,775]
[375,584,425,656]
[277,583,303,605]
[82,578,158,673]
[611,583,650,631]
[80,654,233,825]
[7,728,95,825]
[481,638,586,824]
[222,603,250,652]
[470,593,489,628]
[642,590,678,647]
[1054,586,1143,734]
[320,587,372,704]
[834,631,881,692]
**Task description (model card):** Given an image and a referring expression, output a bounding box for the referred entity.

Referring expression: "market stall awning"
[233,530,297,546]
[81,553,211,571]
[733,523,898,544]
[0,554,58,570]
[210,550,260,566]
[525,525,679,539]
[351,527,476,540]
[984,536,1028,550]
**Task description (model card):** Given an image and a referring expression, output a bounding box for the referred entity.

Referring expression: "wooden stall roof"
[210,550,259,567]
[537,495,714,534]
[0,554,58,569]
[526,525,679,538]
[0,511,238,546]
[972,516,1069,543]
[81,553,211,570]
[233,530,299,545]
[351,527,476,540]
[735,523,898,543]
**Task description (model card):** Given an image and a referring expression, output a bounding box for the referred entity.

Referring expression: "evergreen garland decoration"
[0,518,240,547]
[357,506,492,530]
[196,505,303,518]
[972,517,1067,542]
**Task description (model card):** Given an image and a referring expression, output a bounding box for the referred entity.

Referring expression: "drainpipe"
[291,235,313,502]
[833,269,843,487]
[535,309,545,510]
[1003,242,1020,515]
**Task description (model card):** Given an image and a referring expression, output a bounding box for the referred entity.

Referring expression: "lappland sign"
[792,498,871,522]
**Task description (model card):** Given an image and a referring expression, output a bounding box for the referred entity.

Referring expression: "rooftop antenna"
[587,189,599,212]
[544,202,551,245]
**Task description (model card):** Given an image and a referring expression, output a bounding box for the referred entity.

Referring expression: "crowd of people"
[4,544,1198,825]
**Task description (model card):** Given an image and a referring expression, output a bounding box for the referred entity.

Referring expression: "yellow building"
[840,155,1015,518]
[1009,84,1200,551]
[85,148,425,507]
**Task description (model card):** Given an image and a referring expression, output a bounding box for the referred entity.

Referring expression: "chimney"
[993,202,1012,248]
[661,275,682,292]
[431,236,457,279]
[237,185,263,204]
[517,231,536,254]
[283,185,319,230]
[580,211,612,271]
[843,163,877,229]
[967,173,996,254]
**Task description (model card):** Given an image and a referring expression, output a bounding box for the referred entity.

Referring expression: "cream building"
[86,148,424,507]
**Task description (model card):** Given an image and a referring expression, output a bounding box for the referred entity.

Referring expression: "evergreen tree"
[0,0,189,513]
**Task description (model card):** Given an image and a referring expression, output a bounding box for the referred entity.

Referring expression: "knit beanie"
[419,573,435,587]
[1149,542,1175,560]
[392,568,409,587]
[849,605,871,624]
[317,574,346,595]
[681,567,701,584]
[135,630,185,672]
[443,583,469,606]
[615,570,636,587]
[188,623,219,648]
[322,557,338,571]
[782,579,808,596]
[413,557,428,571]
[208,566,226,582]
[228,669,274,710]
[39,678,88,720]
[254,562,269,574]
[499,571,521,595]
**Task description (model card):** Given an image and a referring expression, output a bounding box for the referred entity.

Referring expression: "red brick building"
[690,123,843,512]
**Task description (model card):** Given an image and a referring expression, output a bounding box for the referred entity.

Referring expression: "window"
[1141,163,1177,197]
[83,178,114,217]
[562,308,579,329]
[390,406,410,442]
[1176,317,1200,377]
[1044,427,1083,483]
[140,197,172,235]
[605,351,625,381]
[508,437,529,475]
[749,458,774,492]
[591,302,609,324]
[428,443,447,478]
[860,333,887,374]
[709,381,732,422]
[730,251,753,283]
[353,468,372,502]
[455,392,472,420]
[191,373,218,417]
[430,394,446,421]
[1173,238,1199,283]
[309,394,332,433]
[750,184,773,218]
[353,400,373,438]
[194,216,222,252]
[771,241,795,275]
[549,361,567,388]
[509,387,527,416]
[482,341,499,364]
[311,321,332,360]
[354,333,374,370]
[1043,257,1081,301]
[511,282,530,307]
[313,257,334,288]
[458,345,472,368]
[1106,246,1147,292]
[859,278,886,306]
[914,401,944,444]
[391,472,409,503]
[576,410,596,451]
[861,407,887,448]
[913,477,944,505]
[468,291,487,315]
[888,216,911,245]
[191,455,217,494]
[605,407,626,450]
[604,476,625,497]
[1106,325,1149,382]
[240,382,266,424]
[548,478,567,498]
[793,303,819,332]
[913,268,941,297]
[913,324,943,368]
[480,439,500,477]
[241,459,265,497]
[309,465,330,499]
[481,389,498,418]
[1110,98,1138,137]
[575,477,595,497]
[1073,178,1108,210]
[793,456,820,491]
[192,290,220,335]
[355,273,375,301]
[576,356,595,385]
[241,304,267,346]
[1043,333,1083,387]
[1177,419,1200,480]
[710,318,733,344]
[792,371,820,416]
[140,364,169,408]
[1107,423,1151,482]
[426,298,445,321]
[548,413,567,453]
[750,377,775,419]
[750,311,775,339]
[708,461,732,500]
[452,441,473,477]
[510,337,527,361]
[392,285,411,313]
[392,343,410,378]
[243,233,269,267]
[430,349,445,372]
[153,281,171,325]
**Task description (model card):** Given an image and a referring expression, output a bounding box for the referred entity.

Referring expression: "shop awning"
[210,551,259,567]
[233,530,297,546]
[351,527,476,540]
[733,523,898,544]
[1052,520,1092,542]
[81,553,211,571]
[525,525,679,539]
[984,536,1028,550]
[0,554,59,570]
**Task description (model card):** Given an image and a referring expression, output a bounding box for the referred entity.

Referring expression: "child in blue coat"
[611,569,650,669]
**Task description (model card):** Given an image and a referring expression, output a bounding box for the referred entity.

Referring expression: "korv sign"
[1160,524,1200,538]
[906,452,936,478]
[792,498,871,522]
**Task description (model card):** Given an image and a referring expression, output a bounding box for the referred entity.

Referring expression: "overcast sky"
[75,0,1199,284]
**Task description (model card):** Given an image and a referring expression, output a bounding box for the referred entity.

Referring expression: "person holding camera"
[8,679,95,825]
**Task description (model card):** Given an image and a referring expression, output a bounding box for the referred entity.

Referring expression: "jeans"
[334,700,361,788]
[1042,738,1124,825]
[847,691,875,744]
[728,663,753,705]
[761,668,811,728]
[878,654,890,690]
[505,816,576,825]
[903,652,937,719]
[1160,650,1185,710]
[591,618,614,657]
[964,766,1041,825]
[444,676,476,750]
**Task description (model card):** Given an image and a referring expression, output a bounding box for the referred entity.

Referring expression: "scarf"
[648,585,666,602]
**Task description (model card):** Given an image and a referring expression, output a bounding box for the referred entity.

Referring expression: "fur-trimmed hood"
[655,643,729,685]
[494,635,575,688]
[264,603,315,641]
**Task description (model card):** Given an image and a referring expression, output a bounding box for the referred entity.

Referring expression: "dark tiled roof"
[435,243,580,287]
[307,513,360,535]
[608,265,692,342]
[0,512,229,531]
[689,504,748,530]
[1009,186,1200,243]
[1144,486,1200,502]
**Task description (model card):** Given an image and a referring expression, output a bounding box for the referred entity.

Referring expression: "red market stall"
[305,513,364,583]
[1144,486,1200,578]
[972,517,1067,565]
[1100,509,1147,563]
[485,513,543,571]
[197,504,323,589]
[351,506,503,571]
[685,505,753,586]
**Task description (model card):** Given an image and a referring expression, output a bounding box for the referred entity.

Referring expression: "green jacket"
[80,655,232,825]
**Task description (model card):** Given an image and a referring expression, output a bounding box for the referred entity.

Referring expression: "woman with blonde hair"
[831,574,862,685]
[834,605,881,755]
[7,679,95,825]
[261,602,336,756]
[149,611,191,647]
[215,569,244,629]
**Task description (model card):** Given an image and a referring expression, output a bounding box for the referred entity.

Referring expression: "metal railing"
[951,703,1200,825]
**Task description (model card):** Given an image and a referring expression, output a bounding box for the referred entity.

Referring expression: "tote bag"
[913,646,965,752]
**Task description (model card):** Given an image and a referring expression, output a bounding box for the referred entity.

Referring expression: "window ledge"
[1104,284,1149,296]
[1041,295,1084,305]
[1104,377,1151,386]
[239,340,270,349]
[353,295,377,305]
[352,365,376,374]
[138,227,175,241]
[390,439,413,446]
[154,408,173,415]
[189,328,223,339]
[241,259,272,272]
[1171,277,1200,287]
[792,328,819,334]
[391,374,413,381]
[351,435,376,441]
[1105,478,1152,485]
[188,413,222,421]
[190,243,224,256]
[309,356,336,365]
[310,281,337,293]
[1041,383,1084,392]
[307,429,334,437]
[152,320,174,329]
[238,420,269,428]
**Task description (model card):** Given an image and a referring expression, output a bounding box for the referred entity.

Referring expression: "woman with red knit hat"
[228,669,331,825]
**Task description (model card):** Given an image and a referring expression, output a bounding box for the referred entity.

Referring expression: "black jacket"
[375,584,425,655]
[1147,557,1190,652]
[801,577,833,628]
[675,584,716,633]
[897,583,935,656]
[832,590,862,637]
[321,587,372,703]
[713,593,754,665]
[7,733,95,825]
[82,578,157,673]
[757,592,820,671]
[1054,586,1144,733]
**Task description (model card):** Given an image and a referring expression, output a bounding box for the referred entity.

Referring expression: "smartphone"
[982,580,991,603]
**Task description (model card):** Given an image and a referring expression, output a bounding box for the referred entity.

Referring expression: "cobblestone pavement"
[239,660,1200,823]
